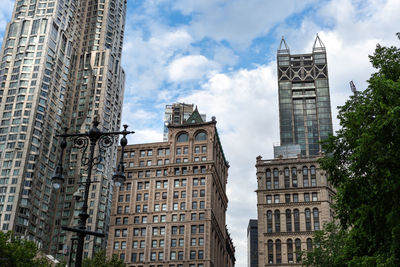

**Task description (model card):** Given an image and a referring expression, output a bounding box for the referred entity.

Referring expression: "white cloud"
[0,1,13,43]
[173,0,317,48]
[168,55,219,82]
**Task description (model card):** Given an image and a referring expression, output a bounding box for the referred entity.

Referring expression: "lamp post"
[52,118,134,267]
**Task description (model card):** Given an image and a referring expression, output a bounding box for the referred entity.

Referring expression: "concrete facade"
[256,156,335,266]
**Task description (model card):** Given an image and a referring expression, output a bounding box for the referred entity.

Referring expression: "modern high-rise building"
[163,103,206,141]
[0,0,127,258]
[247,219,258,267]
[276,35,333,157]
[255,36,335,266]
[107,109,235,266]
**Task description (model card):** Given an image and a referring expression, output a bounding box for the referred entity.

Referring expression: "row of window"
[116,213,205,225]
[267,238,312,264]
[266,192,318,204]
[123,144,207,159]
[130,250,205,262]
[266,166,317,189]
[266,208,320,233]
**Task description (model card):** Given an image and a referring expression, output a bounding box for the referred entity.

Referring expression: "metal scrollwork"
[71,136,90,165]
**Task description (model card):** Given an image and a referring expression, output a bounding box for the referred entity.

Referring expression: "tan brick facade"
[107,120,235,267]
[256,156,335,266]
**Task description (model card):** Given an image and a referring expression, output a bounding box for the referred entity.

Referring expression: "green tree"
[0,231,51,267]
[301,222,349,267]
[318,33,400,266]
[82,250,125,267]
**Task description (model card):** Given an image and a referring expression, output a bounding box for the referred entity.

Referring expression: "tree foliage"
[82,250,125,267]
[301,222,349,267]
[0,231,52,267]
[316,33,400,266]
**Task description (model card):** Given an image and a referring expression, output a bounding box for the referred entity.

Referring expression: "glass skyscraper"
[276,35,333,157]
[0,0,127,259]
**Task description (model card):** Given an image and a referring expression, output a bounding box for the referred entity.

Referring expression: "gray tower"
[276,35,333,157]
[0,0,127,259]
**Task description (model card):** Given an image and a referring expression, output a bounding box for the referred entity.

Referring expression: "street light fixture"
[51,118,134,267]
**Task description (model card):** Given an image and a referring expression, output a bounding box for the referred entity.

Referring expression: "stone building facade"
[107,114,235,267]
[256,156,335,266]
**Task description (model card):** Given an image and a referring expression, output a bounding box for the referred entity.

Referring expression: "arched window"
[276,239,282,263]
[195,131,207,141]
[305,208,312,231]
[287,239,294,263]
[177,132,189,142]
[313,208,320,230]
[273,168,279,189]
[286,209,292,232]
[266,169,271,189]
[274,210,280,232]
[303,166,309,187]
[311,165,317,186]
[268,240,274,264]
[295,239,301,262]
[307,238,313,250]
[267,240,274,264]
[267,211,273,233]
[294,209,300,232]
[284,167,290,188]
[292,167,297,187]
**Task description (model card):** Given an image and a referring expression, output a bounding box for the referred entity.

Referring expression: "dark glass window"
[267,210,273,233]
[313,208,320,230]
[295,239,301,262]
[268,240,274,264]
[292,167,298,187]
[287,239,294,263]
[307,238,313,250]
[294,209,300,232]
[273,168,279,189]
[266,169,271,189]
[276,239,282,263]
[305,208,312,231]
[284,167,290,188]
[286,209,292,232]
[177,132,189,142]
[195,131,207,141]
[275,210,280,232]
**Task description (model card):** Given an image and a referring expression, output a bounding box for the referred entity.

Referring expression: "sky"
[1,0,399,266]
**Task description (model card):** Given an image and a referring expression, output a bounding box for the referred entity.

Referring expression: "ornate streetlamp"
[51,118,134,267]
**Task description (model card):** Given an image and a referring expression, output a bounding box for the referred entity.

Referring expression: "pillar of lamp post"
[52,118,134,267]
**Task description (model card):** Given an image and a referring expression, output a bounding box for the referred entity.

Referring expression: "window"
[274,210,280,232]
[307,238,313,250]
[294,209,300,232]
[276,239,282,263]
[292,167,298,187]
[305,208,312,231]
[273,168,279,188]
[267,211,273,233]
[303,166,309,187]
[284,168,290,188]
[177,132,189,142]
[266,169,271,189]
[304,193,310,202]
[287,239,294,263]
[312,192,318,201]
[195,131,207,141]
[286,209,292,232]
[266,195,272,204]
[313,208,320,230]
[295,239,301,262]
[285,194,290,203]
[274,195,280,203]
[293,193,298,202]
[268,240,274,264]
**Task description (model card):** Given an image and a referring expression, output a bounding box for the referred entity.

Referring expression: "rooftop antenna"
[278,36,290,54]
[313,33,326,53]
